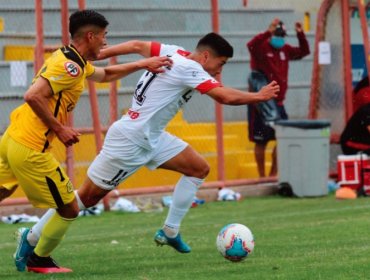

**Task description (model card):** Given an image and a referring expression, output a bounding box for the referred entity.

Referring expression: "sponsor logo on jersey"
[67,103,75,112]
[128,109,140,119]
[50,74,64,81]
[66,180,74,193]
[64,61,80,77]
[279,51,286,60]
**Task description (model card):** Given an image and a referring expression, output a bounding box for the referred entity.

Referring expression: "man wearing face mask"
[246,18,310,178]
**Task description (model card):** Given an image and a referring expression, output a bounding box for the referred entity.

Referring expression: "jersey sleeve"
[85,61,95,77]
[40,60,81,94]
[150,42,183,57]
[181,64,221,94]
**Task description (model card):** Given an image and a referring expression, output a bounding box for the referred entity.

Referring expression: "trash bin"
[275,119,331,197]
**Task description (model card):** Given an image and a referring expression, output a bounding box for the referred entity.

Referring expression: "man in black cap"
[246,18,310,177]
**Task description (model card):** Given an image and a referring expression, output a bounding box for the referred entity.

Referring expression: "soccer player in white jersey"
[15,33,279,265]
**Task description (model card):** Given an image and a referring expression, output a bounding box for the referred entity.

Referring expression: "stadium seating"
[0,1,314,196]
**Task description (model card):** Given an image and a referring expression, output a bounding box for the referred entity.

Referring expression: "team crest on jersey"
[67,103,75,112]
[279,51,286,60]
[64,61,80,77]
[66,180,73,193]
[128,109,140,119]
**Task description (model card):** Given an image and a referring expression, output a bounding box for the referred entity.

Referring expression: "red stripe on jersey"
[196,79,221,94]
[177,49,191,57]
[151,42,161,57]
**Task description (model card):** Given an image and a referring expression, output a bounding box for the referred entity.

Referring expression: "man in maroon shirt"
[246,18,310,177]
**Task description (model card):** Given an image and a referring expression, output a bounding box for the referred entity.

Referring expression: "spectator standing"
[340,103,370,155]
[246,18,310,177]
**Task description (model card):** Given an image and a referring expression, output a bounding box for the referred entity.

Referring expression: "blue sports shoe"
[154,229,191,253]
[14,227,35,272]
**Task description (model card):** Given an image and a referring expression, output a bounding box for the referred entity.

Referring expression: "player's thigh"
[87,146,145,191]
[248,107,275,143]
[0,130,18,191]
[7,139,74,209]
[0,158,18,191]
[151,133,209,177]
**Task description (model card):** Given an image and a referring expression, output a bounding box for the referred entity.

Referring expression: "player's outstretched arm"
[24,78,80,147]
[97,40,152,60]
[205,81,279,105]
[88,56,173,83]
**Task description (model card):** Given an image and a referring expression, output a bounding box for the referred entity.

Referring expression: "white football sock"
[74,191,86,210]
[27,190,86,246]
[28,208,55,246]
[163,176,204,237]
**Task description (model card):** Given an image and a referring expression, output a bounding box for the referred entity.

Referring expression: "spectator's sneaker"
[14,227,35,272]
[154,229,191,253]
[26,252,72,273]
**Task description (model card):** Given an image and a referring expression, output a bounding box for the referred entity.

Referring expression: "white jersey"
[115,42,221,150]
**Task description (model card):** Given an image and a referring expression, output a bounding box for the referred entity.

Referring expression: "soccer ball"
[216,223,254,262]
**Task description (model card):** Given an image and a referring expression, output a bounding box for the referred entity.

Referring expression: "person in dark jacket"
[340,103,370,155]
[246,18,310,177]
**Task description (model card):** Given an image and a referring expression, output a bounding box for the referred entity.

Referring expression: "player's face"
[87,28,107,60]
[203,55,228,77]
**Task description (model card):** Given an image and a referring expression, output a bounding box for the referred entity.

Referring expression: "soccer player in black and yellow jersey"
[0,10,171,273]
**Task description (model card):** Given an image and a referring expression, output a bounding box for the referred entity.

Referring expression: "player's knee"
[203,163,211,178]
[57,201,80,219]
[82,197,99,208]
[79,191,105,208]
[0,185,17,202]
[77,178,108,208]
[193,161,210,179]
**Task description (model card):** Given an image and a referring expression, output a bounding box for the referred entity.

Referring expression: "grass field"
[0,194,369,280]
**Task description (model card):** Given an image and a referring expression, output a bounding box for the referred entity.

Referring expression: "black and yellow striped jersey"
[8,45,95,152]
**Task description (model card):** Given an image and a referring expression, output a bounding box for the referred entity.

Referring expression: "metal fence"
[0,0,322,201]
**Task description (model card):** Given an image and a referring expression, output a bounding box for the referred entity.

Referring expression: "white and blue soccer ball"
[216,223,254,262]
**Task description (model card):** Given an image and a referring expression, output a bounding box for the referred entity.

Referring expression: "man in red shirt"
[246,18,310,177]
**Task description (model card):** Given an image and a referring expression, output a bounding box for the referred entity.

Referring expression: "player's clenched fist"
[257,81,280,101]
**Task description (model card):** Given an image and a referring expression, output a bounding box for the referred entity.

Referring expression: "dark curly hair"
[69,10,109,38]
[196,32,233,58]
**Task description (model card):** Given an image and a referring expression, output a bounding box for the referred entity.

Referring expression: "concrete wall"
[0,0,321,131]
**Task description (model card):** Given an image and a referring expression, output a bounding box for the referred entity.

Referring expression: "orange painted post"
[109,56,119,125]
[76,0,110,210]
[60,0,69,45]
[357,0,370,115]
[308,0,336,119]
[77,0,103,152]
[78,0,86,9]
[87,81,103,153]
[34,0,44,74]
[59,0,76,185]
[342,0,353,120]
[211,0,225,184]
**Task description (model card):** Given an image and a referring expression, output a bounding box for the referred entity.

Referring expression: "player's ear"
[202,50,210,63]
[86,31,94,41]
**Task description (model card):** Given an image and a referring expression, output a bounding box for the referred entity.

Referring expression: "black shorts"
[247,71,288,144]
[247,103,288,144]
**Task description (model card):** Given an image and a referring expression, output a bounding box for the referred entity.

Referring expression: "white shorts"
[87,124,188,190]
